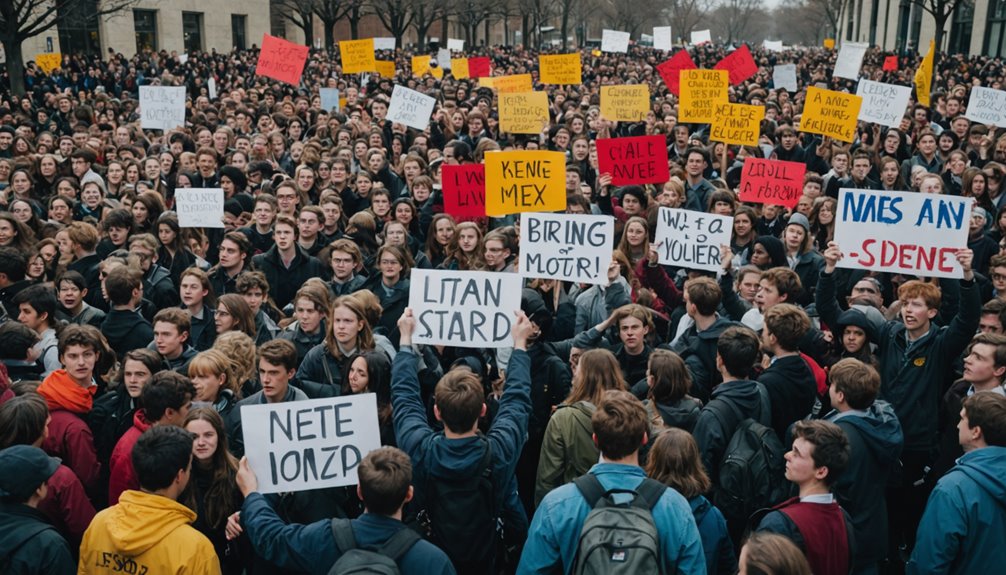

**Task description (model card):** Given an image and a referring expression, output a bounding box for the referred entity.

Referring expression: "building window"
[134,10,158,53]
[948,0,974,55]
[987,0,1006,57]
[232,15,248,51]
[58,0,101,56]
[182,12,204,52]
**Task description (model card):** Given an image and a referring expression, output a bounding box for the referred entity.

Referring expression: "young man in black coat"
[758,304,817,440]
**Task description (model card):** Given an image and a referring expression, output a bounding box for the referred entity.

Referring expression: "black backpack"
[329,518,421,575]
[420,437,498,570]
[706,383,787,524]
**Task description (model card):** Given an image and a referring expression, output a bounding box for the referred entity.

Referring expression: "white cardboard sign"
[856,80,911,128]
[654,27,673,51]
[602,29,631,53]
[690,30,712,45]
[374,37,396,51]
[448,38,465,51]
[654,207,732,272]
[320,88,340,111]
[139,86,186,131]
[519,212,615,285]
[773,64,797,92]
[966,86,1006,127]
[175,189,224,228]
[387,85,436,130]
[834,42,868,79]
[408,269,522,347]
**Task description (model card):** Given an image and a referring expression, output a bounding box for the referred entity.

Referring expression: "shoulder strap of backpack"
[321,352,335,387]
[573,473,608,508]
[755,382,772,427]
[378,527,422,562]
[631,478,668,511]
[331,518,357,554]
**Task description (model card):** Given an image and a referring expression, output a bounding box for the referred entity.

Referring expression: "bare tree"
[411,0,446,50]
[278,0,316,47]
[909,0,964,54]
[369,0,414,46]
[805,0,846,38]
[718,0,761,43]
[1,0,141,96]
[456,0,494,46]
[668,0,714,42]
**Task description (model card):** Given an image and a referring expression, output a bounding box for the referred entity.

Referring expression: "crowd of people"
[0,36,1005,575]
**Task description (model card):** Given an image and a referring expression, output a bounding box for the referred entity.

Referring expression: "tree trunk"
[5,38,26,97]
[302,15,315,47]
[504,17,509,46]
[484,18,490,46]
[561,9,569,50]
[324,20,336,50]
[441,13,449,45]
[350,9,361,39]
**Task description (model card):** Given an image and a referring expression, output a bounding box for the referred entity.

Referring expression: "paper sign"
[175,189,225,228]
[711,103,765,147]
[387,85,436,130]
[241,394,381,494]
[773,63,797,92]
[320,88,340,111]
[799,86,862,143]
[178,54,188,65]
[208,77,217,100]
[376,60,395,78]
[139,86,186,131]
[714,44,757,85]
[468,57,491,78]
[409,270,523,347]
[883,55,899,71]
[492,74,533,93]
[739,159,806,208]
[764,40,784,52]
[500,92,550,134]
[834,42,868,79]
[834,188,972,279]
[856,80,911,128]
[340,38,376,73]
[824,38,835,49]
[484,151,566,216]
[36,53,62,74]
[600,85,650,122]
[478,77,495,88]
[596,135,670,186]
[374,37,396,51]
[654,27,673,51]
[602,29,631,53]
[966,87,1006,127]
[448,38,465,51]
[678,69,729,123]
[450,58,469,79]
[520,213,615,285]
[257,34,309,85]
[437,49,452,69]
[691,30,712,45]
[655,207,732,272]
[442,164,486,219]
[412,55,433,77]
[539,53,582,85]
[657,50,697,95]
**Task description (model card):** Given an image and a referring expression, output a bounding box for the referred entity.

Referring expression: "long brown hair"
[565,349,626,406]
[324,296,375,359]
[644,428,710,499]
[217,293,257,340]
[182,407,239,529]
[647,349,692,404]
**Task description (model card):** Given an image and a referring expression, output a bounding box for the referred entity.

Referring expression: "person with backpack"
[518,389,705,574]
[757,304,817,440]
[233,446,455,575]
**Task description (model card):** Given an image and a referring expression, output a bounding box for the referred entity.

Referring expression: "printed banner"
[408,270,523,347]
[519,213,615,285]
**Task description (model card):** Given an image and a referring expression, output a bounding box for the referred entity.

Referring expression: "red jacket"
[107,410,152,505]
[41,409,101,496]
[37,463,96,548]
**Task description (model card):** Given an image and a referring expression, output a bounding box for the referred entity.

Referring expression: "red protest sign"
[657,50,697,96]
[739,158,806,209]
[467,57,492,79]
[596,135,670,186]
[714,45,758,85]
[883,55,898,71]
[257,34,309,85]
[442,164,486,219]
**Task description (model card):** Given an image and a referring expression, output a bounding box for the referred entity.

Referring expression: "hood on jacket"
[754,236,788,269]
[830,400,904,460]
[694,316,737,340]
[954,446,1006,503]
[38,370,95,414]
[102,309,149,341]
[98,490,197,555]
[710,378,762,413]
[521,288,553,337]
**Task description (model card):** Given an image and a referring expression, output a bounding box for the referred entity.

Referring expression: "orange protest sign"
[451,58,469,79]
[376,60,396,78]
[340,38,376,73]
[412,55,443,78]
[539,53,582,85]
[678,69,728,124]
[36,53,62,74]
[500,92,550,134]
[824,38,836,49]
[491,74,533,93]
[484,151,566,216]
[257,34,309,85]
[710,103,765,147]
[600,85,650,122]
[478,77,495,88]
[799,86,862,143]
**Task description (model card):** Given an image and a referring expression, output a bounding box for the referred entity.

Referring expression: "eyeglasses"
[993,273,1006,282]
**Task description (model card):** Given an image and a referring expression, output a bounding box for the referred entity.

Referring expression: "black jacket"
[0,501,75,574]
[68,254,104,311]
[295,343,349,399]
[665,316,740,403]
[100,308,153,361]
[758,354,817,439]
[252,245,326,310]
[277,321,326,365]
[693,378,764,481]
[189,305,217,352]
[361,276,409,345]
[88,386,136,469]
[143,264,180,310]
[208,266,242,298]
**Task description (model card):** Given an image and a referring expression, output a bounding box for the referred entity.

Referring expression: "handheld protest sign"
[176,189,224,228]
[834,42,868,79]
[798,86,862,143]
[411,55,443,78]
[739,159,806,209]
[467,57,492,78]
[600,85,650,122]
[656,50,697,96]
[654,27,673,51]
[713,45,757,85]
[654,207,732,272]
[856,80,911,128]
[519,213,615,285]
[241,394,382,494]
[441,164,486,219]
[387,85,436,130]
[678,69,728,124]
[139,86,186,131]
[320,88,340,112]
[595,135,670,186]
[340,38,376,73]
[539,53,582,85]
[451,58,469,79]
[491,74,533,93]
[374,37,396,51]
[601,30,631,53]
[484,151,566,216]
[764,40,784,52]
[833,188,972,279]
[691,30,712,45]
[448,38,465,51]
[36,53,62,74]
[710,103,764,147]
[883,55,899,71]
[499,92,550,135]
[773,64,797,92]
[257,34,309,85]
[966,87,1006,127]
[408,269,523,347]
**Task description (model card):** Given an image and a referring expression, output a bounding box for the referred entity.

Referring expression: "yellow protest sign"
[539,53,582,85]
[824,38,836,49]
[600,85,650,122]
[340,98,347,109]
[710,103,765,147]
[799,86,862,143]
[491,74,533,93]
[412,55,443,78]
[376,60,396,78]
[678,69,729,124]
[451,58,469,79]
[478,77,495,88]
[500,92,550,134]
[484,151,566,216]
[340,38,376,73]
[36,53,62,74]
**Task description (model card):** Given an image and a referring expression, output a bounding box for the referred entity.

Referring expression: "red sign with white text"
[596,136,670,186]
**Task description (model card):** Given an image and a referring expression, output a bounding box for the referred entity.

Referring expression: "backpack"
[420,436,498,568]
[707,382,787,524]
[329,518,421,575]
[572,473,668,575]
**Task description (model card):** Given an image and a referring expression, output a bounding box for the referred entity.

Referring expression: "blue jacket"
[240,492,455,575]
[908,446,1006,575]
[690,495,736,575]
[517,463,707,574]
